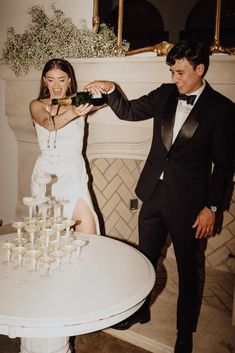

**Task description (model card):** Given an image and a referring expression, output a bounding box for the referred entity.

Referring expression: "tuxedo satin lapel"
[161,94,178,151]
[172,85,211,151]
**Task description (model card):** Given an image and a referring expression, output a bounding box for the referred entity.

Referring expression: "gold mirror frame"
[211,0,235,54]
[93,0,124,47]
[92,0,173,56]
[93,0,235,56]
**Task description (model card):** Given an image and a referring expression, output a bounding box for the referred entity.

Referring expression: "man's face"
[170,58,204,94]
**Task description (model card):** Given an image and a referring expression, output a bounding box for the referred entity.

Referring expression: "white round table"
[0,233,155,353]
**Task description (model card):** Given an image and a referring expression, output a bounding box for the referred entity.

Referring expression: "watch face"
[211,206,217,213]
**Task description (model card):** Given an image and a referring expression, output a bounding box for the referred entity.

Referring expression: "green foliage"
[0,5,130,77]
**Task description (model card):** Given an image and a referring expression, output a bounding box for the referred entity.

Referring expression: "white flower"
[0,5,130,77]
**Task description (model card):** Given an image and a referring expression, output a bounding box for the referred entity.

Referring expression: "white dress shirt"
[172,81,206,143]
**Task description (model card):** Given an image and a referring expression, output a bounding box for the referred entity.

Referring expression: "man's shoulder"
[159,83,176,91]
[205,81,235,106]
[154,83,177,97]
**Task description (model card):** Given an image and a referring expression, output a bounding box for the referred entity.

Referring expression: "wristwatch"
[209,205,217,213]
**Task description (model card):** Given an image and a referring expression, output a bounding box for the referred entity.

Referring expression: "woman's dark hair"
[166,40,210,78]
[38,58,77,99]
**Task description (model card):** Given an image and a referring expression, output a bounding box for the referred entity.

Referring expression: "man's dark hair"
[166,40,210,78]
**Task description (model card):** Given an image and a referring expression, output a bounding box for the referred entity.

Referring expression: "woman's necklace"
[47,104,60,149]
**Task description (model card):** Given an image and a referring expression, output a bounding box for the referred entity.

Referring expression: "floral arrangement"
[0,5,130,77]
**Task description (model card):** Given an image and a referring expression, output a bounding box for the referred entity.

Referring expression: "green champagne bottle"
[51,91,107,107]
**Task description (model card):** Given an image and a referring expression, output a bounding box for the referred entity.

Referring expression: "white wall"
[0,79,17,224]
[0,0,93,49]
[0,0,93,224]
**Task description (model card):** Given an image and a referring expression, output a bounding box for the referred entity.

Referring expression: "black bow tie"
[178,94,196,105]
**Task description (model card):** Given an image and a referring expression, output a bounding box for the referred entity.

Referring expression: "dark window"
[99,0,168,50]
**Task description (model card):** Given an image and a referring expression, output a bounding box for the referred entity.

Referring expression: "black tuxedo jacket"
[108,82,235,221]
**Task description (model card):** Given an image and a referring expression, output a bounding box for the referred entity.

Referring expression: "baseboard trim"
[104,328,173,353]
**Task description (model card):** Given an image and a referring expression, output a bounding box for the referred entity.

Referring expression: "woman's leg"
[72,199,97,234]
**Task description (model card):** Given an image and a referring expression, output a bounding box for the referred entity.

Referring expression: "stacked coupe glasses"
[1,174,88,276]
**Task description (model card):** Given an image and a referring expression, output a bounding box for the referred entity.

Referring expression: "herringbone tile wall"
[90,158,235,274]
[91,158,144,245]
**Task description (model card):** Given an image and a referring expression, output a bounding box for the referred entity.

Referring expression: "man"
[85,40,235,353]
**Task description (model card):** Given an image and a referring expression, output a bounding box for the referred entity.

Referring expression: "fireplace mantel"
[0,53,235,216]
[0,54,235,274]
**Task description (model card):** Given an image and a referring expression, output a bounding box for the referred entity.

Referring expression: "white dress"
[31,111,100,233]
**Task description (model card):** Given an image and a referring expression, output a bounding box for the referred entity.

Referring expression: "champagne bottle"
[51,91,107,107]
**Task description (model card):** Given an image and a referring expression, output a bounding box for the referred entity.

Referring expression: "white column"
[20,337,71,353]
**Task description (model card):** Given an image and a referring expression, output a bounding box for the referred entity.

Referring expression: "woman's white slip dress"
[31,111,100,233]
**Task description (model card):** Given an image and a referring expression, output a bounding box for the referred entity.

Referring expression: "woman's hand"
[62,103,94,118]
[74,103,94,116]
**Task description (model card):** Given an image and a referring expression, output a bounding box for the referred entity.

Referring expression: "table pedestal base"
[20,337,71,353]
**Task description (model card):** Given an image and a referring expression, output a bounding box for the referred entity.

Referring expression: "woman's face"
[43,68,71,99]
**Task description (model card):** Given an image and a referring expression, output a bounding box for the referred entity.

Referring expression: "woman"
[30,58,99,233]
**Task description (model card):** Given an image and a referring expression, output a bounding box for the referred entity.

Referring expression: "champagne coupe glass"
[25,248,42,271]
[49,238,62,251]
[60,244,76,263]
[63,219,75,240]
[35,196,49,219]
[72,238,88,259]
[49,249,65,271]
[12,221,25,244]
[52,200,61,219]
[41,227,54,249]
[2,241,15,263]
[57,197,70,219]
[23,197,36,221]
[48,215,56,228]
[38,217,51,231]
[39,253,55,276]
[35,173,51,199]
[51,223,66,242]
[24,222,40,247]
[40,202,52,225]
[12,245,26,266]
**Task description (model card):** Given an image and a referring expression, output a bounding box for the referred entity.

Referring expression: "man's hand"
[84,80,115,94]
[192,206,216,238]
